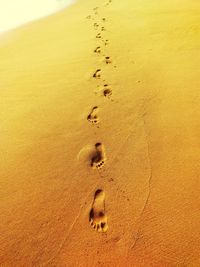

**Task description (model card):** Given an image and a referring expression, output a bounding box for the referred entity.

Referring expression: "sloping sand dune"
[0,0,200,266]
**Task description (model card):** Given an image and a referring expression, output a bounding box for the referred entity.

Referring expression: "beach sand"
[0,0,200,266]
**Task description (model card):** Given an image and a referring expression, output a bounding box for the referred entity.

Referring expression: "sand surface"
[0,0,200,266]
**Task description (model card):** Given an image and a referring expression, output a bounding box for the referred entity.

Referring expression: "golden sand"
[0,0,200,266]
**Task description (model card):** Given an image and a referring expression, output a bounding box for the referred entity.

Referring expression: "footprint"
[94,46,101,54]
[102,18,106,22]
[105,56,111,64]
[93,69,101,79]
[104,39,109,46]
[103,84,112,97]
[87,106,99,124]
[91,143,106,169]
[94,23,99,30]
[96,33,102,39]
[106,0,112,4]
[104,88,112,97]
[89,189,108,233]
[105,0,112,7]
[101,27,106,31]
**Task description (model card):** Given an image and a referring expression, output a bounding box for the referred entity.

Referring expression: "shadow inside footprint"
[91,143,106,169]
[93,69,101,78]
[94,46,101,54]
[103,84,112,97]
[105,0,112,6]
[89,189,108,233]
[87,106,99,124]
[105,56,111,64]
[94,23,99,30]
[104,39,109,46]
[96,33,101,39]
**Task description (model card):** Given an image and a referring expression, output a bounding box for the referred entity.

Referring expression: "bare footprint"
[94,23,99,30]
[94,46,101,54]
[96,33,102,39]
[104,88,112,97]
[91,143,106,169]
[93,69,101,78]
[103,84,112,97]
[104,39,109,46]
[105,56,111,64]
[89,189,108,233]
[87,106,99,124]
[105,0,112,6]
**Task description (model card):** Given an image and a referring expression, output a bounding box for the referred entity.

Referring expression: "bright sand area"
[0,0,200,266]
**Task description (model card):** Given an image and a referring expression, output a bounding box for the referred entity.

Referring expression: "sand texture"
[0,0,200,266]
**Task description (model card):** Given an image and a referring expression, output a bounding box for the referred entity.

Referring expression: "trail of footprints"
[86,0,114,233]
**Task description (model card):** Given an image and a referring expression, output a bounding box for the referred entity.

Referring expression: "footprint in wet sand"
[91,143,106,169]
[94,46,101,54]
[89,189,108,233]
[101,26,106,31]
[87,106,99,124]
[93,69,101,78]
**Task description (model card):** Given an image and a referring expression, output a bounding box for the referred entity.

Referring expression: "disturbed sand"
[0,0,200,266]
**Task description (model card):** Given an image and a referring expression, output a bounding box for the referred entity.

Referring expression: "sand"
[0,0,200,266]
